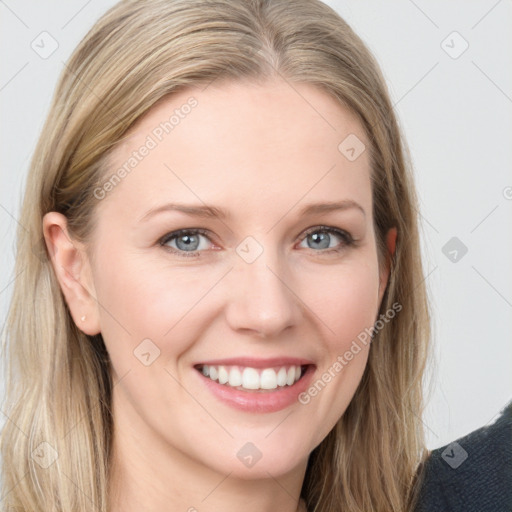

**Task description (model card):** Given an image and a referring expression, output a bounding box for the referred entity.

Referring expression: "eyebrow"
[138,199,366,223]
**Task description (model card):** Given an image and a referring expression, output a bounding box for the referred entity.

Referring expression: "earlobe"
[378,227,398,305]
[42,212,101,335]
[386,227,397,263]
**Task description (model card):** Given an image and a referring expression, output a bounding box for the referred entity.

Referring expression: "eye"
[159,225,355,258]
[297,225,354,253]
[159,229,213,258]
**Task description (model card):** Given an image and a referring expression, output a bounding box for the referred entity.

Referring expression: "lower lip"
[196,366,315,413]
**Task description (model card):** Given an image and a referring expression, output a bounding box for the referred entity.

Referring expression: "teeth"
[199,364,304,391]
[209,366,218,381]
[218,366,229,384]
[228,367,242,387]
[242,367,259,390]
[286,367,295,386]
[260,368,277,390]
[277,367,287,387]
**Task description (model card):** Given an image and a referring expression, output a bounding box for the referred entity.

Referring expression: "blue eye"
[159,229,212,257]
[298,226,354,253]
[159,226,354,258]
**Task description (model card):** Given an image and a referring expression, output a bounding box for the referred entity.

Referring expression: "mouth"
[194,363,309,392]
[192,357,315,413]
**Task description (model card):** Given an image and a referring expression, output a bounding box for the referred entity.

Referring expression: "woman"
[0,1,431,511]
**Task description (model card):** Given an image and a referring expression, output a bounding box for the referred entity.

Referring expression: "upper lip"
[194,357,315,369]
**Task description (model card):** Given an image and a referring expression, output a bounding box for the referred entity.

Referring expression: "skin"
[44,77,396,512]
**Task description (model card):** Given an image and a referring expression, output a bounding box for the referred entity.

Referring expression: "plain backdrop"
[1,0,511,451]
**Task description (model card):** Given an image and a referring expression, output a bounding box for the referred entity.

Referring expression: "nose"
[224,247,302,339]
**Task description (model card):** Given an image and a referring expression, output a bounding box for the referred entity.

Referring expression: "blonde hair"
[1,0,432,510]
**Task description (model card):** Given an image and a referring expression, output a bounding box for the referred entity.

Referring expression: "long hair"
[0,1,432,510]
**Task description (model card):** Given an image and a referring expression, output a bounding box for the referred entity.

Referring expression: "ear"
[378,227,397,306]
[42,212,101,335]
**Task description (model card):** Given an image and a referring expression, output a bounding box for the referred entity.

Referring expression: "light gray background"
[1,0,511,451]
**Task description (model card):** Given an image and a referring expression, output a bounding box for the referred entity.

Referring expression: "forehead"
[99,78,372,221]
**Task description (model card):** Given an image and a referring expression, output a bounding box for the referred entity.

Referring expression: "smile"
[197,364,304,391]
[193,357,315,413]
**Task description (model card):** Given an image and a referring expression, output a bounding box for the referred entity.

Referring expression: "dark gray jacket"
[414,400,512,512]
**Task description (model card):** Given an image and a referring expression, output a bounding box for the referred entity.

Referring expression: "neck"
[107,393,308,512]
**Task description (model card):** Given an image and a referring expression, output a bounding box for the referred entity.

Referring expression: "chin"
[202,433,312,481]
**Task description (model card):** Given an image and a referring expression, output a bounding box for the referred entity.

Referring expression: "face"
[55,78,394,480]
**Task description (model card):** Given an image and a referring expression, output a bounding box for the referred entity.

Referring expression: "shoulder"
[413,400,512,512]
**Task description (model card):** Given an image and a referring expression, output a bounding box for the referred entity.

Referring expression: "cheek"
[307,255,381,349]
[91,248,226,368]
[334,270,379,339]
[296,255,380,440]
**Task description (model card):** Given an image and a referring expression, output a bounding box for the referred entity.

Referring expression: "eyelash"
[158,225,355,259]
